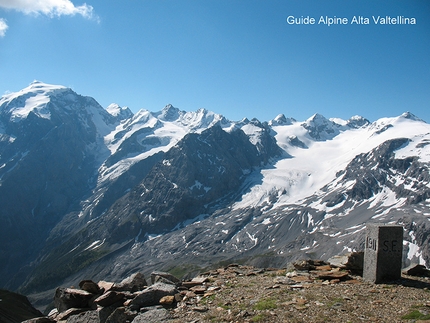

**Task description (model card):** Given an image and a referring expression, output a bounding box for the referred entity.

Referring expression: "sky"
[0,0,429,123]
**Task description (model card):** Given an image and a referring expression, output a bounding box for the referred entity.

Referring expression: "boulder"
[150,271,180,285]
[159,295,175,305]
[402,263,430,277]
[66,310,100,323]
[131,308,172,323]
[21,318,55,323]
[97,303,126,323]
[129,283,178,309]
[313,270,350,281]
[182,276,209,288]
[94,291,125,307]
[293,260,327,271]
[112,273,147,292]
[56,308,88,321]
[54,288,93,313]
[0,289,44,323]
[98,281,115,292]
[79,280,102,294]
[152,275,178,286]
[327,252,364,274]
[104,307,129,323]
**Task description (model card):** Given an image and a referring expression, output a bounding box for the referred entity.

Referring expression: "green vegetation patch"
[252,313,267,322]
[401,309,430,320]
[253,298,277,311]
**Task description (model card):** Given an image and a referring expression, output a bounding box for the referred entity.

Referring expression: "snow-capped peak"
[301,113,341,141]
[305,113,328,124]
[400,111,424,122]
[0,81,68,122]
[346,115,370,128]
[159,104,181,121]
[27,80,66,91]
[106,103,134,121]
[268,114,295,126]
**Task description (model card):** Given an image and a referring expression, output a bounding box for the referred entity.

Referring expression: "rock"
[192,306,209,312]
[181,276,209,288]
[150,271,180,285]
[112,272,147,292]
[328,252,364,274]
[290,276,313,283]
[129,283,178,309]
[286,271,298,278]
[104,307,135,323]
[293,260,327,271]
[273,277,296,285]
[174,293,183,302]
[54,287,94,313]
[66,310,100,323]
[0,289,44,323]
[191,276,208,284]
[47,308,58,318]
[402,263,430,277]
[181,281,201,288]
[97,304,118,323]
[21,318,55,323]
[56,308,88,321]
[128,291,155,310]
[79,280,102,294]
[98,281,115,292]
[94,291,125,307]
[131,308,172,322]
[313,271,349,280]
[98,304,137,323]
[152,275,178,285]
[123,299,133,307]
[189,285,207,294]
[159,295,175,305]
[290,284,304,289]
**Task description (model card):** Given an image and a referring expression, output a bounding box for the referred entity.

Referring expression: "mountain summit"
[1,82,429,309]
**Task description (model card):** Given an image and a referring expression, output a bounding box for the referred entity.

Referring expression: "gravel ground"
[168,264,430,323]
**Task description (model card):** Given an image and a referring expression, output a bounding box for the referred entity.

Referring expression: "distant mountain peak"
[401,111,424,122]
[106,103,134,121]
[269,113,295,126]
[25,80,67,93]
[159,104,181,121]
[307,113,328,123]
[301,113,340,141]
[0,81,69,122]
[346,115,370,128]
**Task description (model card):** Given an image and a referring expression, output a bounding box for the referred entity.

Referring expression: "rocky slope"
[14,260,430,323]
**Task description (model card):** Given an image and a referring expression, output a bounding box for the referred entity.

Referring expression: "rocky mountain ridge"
[1,82,430,311]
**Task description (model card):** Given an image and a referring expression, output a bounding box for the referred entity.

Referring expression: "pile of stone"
[22,271,189,323]
[281,258,360,286]
[22,254,367,323]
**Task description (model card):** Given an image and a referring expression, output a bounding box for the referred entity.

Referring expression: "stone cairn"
[22,271,186,323]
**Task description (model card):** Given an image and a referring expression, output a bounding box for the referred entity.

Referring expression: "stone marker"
[363,224,403,283]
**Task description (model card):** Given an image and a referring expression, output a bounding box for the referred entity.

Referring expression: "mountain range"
[1,81,430,309]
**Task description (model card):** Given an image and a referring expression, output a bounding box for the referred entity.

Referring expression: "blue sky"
[0,0,429,123]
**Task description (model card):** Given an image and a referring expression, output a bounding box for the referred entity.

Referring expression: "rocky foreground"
[11,257,430,323]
